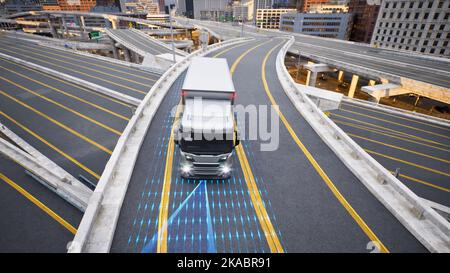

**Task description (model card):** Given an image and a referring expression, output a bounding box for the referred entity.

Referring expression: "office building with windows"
[280,11,352,39]
[371,0,450,57]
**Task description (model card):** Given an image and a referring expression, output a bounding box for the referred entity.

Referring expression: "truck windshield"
[180,133,234,155]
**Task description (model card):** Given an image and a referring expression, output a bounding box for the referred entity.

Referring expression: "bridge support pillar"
[131,51,140,64]
[110,18,119,29]
[77,16,87,40]
[304,63,336,87]
[348,75,359,98]
[47,15,58,38]
[123,49,131,62]
[337,70,344,83]
[308,72,318,87]
[61,16,69,38]
[110,39,119,59]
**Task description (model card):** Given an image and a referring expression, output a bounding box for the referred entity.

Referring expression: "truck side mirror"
[173,125,180,145]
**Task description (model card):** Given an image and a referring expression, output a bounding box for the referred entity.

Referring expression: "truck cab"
[174,57,239,179]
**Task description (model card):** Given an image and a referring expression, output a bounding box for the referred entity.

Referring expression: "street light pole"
[169,4,176,63]
[240,2,244,37]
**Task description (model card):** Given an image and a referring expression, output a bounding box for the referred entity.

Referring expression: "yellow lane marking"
[0,44,156,86]
[212,41,252,58]
[230,39,284,253]
[342,103,450,132]
[332,113,450,149]
[393,172,450,193]
[261,41,389,253]
[0,111,100,179]
[3,38,156,75]
[366,149,450,177]
[0,63,130,121]
[0,76,122,136]
[340,108,450,140]
[0,90,113,155]
[235,144,283,252]
[230,40,272,74]
[0,47,148,95]
[331,118,450,153]
[13,42,159,82]
[0,172,77,235]
[157,102,182,253]
[347,132,450,164]
[0,57,133,108]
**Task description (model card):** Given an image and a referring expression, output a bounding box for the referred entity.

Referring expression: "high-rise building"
[297,0,329,12]
[4,0,42,14]
[348,0,380,43]
[256,8,296,28]
[280,11,353,39]
[371,0,450,57]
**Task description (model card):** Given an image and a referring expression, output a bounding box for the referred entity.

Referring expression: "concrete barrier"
[0,123,92,211]
[67,37,253,253]
[276,36,450,253]
[0,52,141,107]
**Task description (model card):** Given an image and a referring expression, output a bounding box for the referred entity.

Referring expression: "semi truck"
[174,57,240,179]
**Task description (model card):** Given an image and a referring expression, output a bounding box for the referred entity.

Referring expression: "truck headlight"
[181,163,192,175]
[220,164,231,176]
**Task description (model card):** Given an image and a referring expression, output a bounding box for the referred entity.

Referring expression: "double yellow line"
[157,39,284,253]
[260,40,389,253]
[0,172,76,235]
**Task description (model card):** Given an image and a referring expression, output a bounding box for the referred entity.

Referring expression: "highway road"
[107,29,186,56]
[110,38,426,253]
[186,20,450,89]
[329,102,450,207]
[0,157,82,252]
[0,37,159,251]
[0,36,160,99]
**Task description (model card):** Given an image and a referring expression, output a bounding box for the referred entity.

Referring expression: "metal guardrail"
[67,37,253,253]
[276,36,450,253]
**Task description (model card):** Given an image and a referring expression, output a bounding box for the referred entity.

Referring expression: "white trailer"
[174,57,240,178]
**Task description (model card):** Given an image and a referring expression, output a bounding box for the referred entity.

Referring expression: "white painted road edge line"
[0,52,142,107]
[277,36,450,253]
[342,97,450,128]
[67,37,254,253]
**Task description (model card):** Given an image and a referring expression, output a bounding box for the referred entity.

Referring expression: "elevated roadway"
[110,38,426,253]
[0,35,160,99]
[106,28,188,57]
[0,34,162,252]
[329,101,450,207]
[181,20,450,90]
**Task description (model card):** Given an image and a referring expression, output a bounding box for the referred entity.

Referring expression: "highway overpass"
[0,17,448,253]
[181,19,450,104]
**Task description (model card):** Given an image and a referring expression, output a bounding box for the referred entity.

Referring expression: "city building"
[124,0,160,14]
[296,0,349,12]
[256,8,295,29]
[308,2,348,13]
[3,0,42,14]
[348,0,380,43]
[371,0,450,57]
[57,0,97,12]
[280,11,353,39]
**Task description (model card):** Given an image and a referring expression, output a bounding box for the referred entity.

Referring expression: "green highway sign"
[88,31,102,40]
